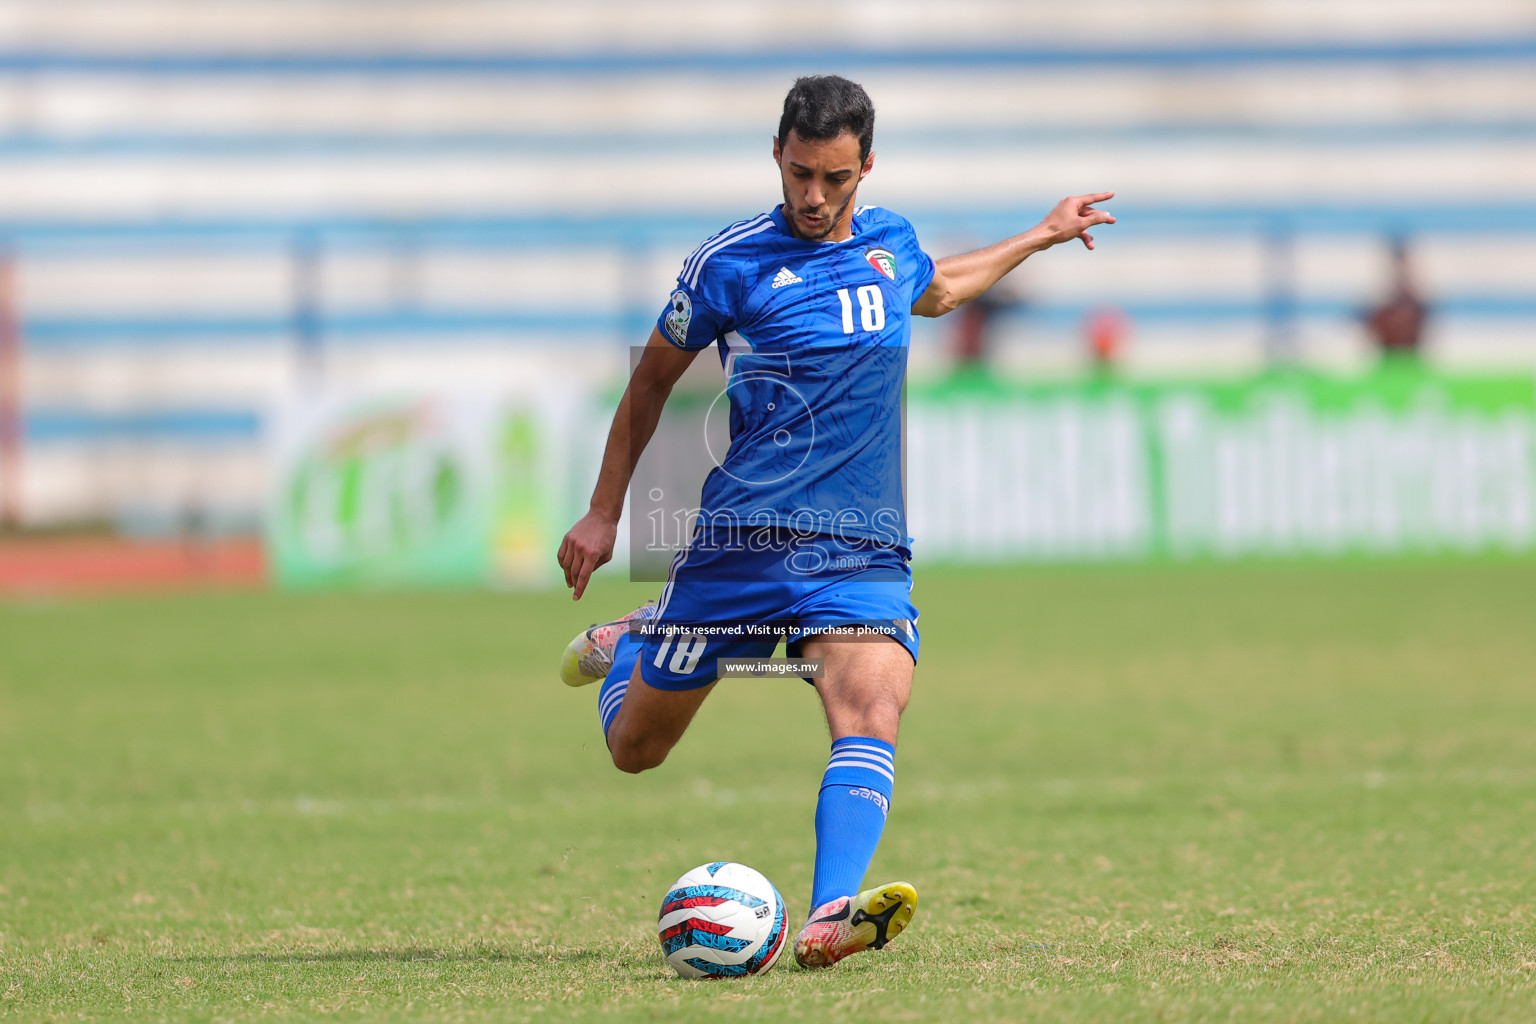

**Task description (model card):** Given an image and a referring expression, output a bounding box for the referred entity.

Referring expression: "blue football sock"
[597,634,641,747]
[810,736,895,911]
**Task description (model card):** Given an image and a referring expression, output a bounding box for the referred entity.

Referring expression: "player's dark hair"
[777,75,875,162]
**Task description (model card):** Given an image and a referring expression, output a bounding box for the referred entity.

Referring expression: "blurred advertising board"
[266,389,586,588]
[266,366,1535,588]
[908,366,1536,562]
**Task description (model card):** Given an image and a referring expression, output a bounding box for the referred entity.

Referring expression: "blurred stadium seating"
[0,0,1533,530]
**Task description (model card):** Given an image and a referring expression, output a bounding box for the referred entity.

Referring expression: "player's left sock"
[809,736,895,911]
[597,634,641,745]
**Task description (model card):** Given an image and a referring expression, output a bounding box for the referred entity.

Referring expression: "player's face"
[773,130,874,242]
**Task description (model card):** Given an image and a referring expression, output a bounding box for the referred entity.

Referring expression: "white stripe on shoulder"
[681,215,756,282]
[681,214,770,284]
[855,205,878,214]
[685,216,774,289]
[684,215,772,289]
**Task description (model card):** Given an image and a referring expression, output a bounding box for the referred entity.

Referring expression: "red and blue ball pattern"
[657,862,787,978]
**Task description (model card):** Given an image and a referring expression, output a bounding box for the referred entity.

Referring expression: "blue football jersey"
[655,204,936,550]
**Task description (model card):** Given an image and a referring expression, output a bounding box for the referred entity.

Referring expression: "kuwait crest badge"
[865,248,897,281]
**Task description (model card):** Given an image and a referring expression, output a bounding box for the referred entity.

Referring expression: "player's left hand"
[1036,192,1116,251]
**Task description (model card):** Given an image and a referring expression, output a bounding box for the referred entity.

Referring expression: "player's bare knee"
[611,750,649,775]
[609,743,650,774]
[827,695,904,743]
[865,700,904,738]
[610,736,670,774]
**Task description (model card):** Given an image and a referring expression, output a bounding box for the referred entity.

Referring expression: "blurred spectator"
[948,286,1021,375]
[1085,307,1131,376]
[1364,238,1427,356]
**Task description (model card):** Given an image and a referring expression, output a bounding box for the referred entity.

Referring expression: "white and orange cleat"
[558,601,656,687]
[793,881,918,969]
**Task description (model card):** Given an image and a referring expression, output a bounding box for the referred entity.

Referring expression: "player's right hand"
[558,511,618,600]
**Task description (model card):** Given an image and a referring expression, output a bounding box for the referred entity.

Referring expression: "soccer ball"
[657,861,788,978]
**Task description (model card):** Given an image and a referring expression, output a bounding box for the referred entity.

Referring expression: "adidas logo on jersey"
[771,267,803,289]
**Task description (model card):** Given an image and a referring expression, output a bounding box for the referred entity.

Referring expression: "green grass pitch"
[2,561,1535,1022]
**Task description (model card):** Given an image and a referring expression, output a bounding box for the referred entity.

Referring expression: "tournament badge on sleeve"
[665,289,693,345]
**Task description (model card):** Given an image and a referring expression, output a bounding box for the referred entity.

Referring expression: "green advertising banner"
[266,366,1536,588]
[906,365,1536,562]
[266,391,581,588]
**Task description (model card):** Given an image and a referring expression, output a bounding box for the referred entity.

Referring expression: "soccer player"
[556,75,1114,968]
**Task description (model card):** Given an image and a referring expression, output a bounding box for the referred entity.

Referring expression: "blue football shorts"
[636,530,920,691]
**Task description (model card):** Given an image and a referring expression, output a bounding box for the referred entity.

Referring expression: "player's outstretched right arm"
[912,192,1116,317]
[557,327,699,600]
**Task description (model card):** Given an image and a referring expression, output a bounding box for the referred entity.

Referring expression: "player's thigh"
[609,658,716,765]
[800,632,914,744]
